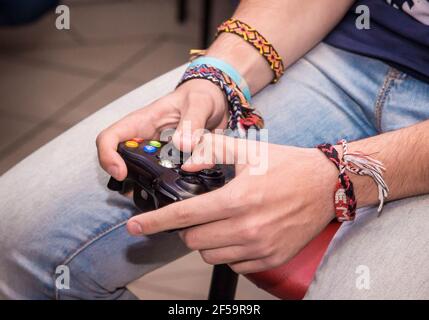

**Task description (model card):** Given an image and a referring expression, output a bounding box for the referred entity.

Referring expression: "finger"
[96,110,158,180]
[127,188,230,235]
[172,104,211,153]
[199,245,264,265]
[178,217,246,250]
[181,134,239,172]
[228,259,271,275]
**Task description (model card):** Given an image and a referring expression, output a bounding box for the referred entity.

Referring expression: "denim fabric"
[0,43,428,299]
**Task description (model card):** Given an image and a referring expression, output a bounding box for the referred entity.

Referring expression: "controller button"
[132,137,144,143]
[158,159,177,169]
[183,176,201,184]
[143,145,157,154]
[125,140,139,148]
[200,169,222,177]
[149,140,162,148]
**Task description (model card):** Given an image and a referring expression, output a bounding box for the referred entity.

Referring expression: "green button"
[149,140,161,148]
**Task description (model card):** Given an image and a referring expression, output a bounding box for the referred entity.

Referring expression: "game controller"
[107,138,234,222]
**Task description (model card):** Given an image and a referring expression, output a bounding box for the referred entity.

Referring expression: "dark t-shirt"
[325,0,429,83]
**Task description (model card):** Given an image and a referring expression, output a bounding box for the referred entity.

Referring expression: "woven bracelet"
[216,18,285,83]
[317,143,357,222]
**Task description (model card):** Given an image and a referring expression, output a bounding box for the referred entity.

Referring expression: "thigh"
[0,67,190,299]
[255,42,388,147]
[305,194,429,299]
[379,70,429,132]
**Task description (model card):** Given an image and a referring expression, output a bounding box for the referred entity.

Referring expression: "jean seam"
[374,68,403,132]
[54,218,129,300]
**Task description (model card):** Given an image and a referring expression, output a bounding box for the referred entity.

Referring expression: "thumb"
[172,105,211,153]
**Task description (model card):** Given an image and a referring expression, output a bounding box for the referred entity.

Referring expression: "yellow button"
[149,140,162,148]
[125,140,139,148]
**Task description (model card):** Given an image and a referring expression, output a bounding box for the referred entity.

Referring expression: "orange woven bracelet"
[216,18,285,83]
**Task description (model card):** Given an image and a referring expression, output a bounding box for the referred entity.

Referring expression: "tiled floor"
[0,0,275,300]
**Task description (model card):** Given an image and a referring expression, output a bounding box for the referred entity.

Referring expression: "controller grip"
[107,177,124,192]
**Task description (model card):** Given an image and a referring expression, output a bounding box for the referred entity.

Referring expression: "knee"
[0,223,58,299]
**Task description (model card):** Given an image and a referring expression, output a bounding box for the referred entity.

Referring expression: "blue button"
[143,145,157,154]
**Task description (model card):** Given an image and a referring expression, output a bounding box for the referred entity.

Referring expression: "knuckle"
[261,243,277,259]
[225,186,249,211]
[176,204,192,225]
[240,218,260,243]
[200,251,217,265]
[252,241,273,257]
[182,231,199,250]
[263,254,283,269]
[242,227,259,243]
[95,130,107,148]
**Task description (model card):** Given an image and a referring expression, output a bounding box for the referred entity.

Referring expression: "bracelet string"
[338,139,389,215]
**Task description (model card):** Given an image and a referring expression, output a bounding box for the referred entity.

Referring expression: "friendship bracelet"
[318,140,389,222]
[216,18,285,83]
[317,143,357,222]
[189,56,252,103]
[338,139,389,215]
[177,64,264,136]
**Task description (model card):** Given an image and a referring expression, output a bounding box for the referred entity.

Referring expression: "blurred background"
[0,0,275,299]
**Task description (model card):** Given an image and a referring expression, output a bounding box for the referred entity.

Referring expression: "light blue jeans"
[0,43,428,299]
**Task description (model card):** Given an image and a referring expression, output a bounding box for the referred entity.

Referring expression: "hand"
[127,134,338,274]
[96,80,228,181]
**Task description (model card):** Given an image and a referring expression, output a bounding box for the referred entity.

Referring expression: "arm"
[338,120,429,208]
[127,122,429,273]
[97,0,356,180]
[208,0,356,93]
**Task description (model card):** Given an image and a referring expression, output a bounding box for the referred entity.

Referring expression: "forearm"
[206,0,355,94]
[336,120,429,208]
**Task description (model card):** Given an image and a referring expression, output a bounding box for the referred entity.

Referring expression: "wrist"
[206,33,273,94]
[313,147,339,221]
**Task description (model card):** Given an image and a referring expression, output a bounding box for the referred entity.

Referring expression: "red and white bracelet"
[317,140,389,222]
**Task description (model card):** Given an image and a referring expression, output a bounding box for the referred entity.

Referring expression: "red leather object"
[245,221,341,300]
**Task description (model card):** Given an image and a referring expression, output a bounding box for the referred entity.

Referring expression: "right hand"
[96,79,229,181]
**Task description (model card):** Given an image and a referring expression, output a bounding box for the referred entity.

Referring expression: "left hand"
[127,134,337,274]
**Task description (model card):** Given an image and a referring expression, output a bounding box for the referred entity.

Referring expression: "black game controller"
[107,138,233,221]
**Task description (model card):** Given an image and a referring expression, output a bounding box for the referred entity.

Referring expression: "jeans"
[0,43,428,299]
